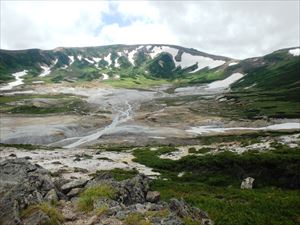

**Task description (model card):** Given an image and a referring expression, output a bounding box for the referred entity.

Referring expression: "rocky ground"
[0,158,212,225]
[1,83,299,148]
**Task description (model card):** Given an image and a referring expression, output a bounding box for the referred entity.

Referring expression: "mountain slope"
[0,44,231,83]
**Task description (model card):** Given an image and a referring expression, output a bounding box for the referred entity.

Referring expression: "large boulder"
[169,198,213,225]
[88,173,150,205]
[0,159,57,225]
[241,177,255,189]
[61,178,88,193]
[146,191,160,203]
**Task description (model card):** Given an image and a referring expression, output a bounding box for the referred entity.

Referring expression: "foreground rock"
[241,177,255,189]
[0,158,57,225]
[0,159,213,225]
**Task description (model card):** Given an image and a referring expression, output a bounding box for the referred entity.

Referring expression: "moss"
[145,209,170,219]
[182,216,199,225]
[0,143,47,150]
[21,203,64,225]
[95,205,109,217]
[124,212,153,225]
[77,184,116,212]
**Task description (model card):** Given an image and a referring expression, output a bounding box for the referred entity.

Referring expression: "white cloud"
[99,21,178,45]
[1,0,299,59]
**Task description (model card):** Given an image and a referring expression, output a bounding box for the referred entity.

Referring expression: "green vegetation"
[0,94,89,114]
[103,75,169,89]
[21,203,64,225]
[77,184,116,212]
[130,137,300,225]
[134,144,300,188]
[93,168,139,181]
[0,143,51,150]
[152,180,300,225]
[124,212,152,225]
[188,147,212,154]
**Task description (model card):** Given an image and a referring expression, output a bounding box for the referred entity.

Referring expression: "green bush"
[21,203,64,225]
[77,184,116,212]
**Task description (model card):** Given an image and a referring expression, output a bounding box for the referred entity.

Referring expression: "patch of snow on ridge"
[84,58,94,64]
[115,58,120,68]
[68,56,75,65]
[39,59,58,77]
[149,46,225,72]
[149,46,178,60]
[93,57,101,63]
[104,53,112,66]
[102,73,109,80]
[187,55,225,72]
[206,73,244,90]
[229,62,238,66]
[77,55,82,61]
[289,48,300,56]
[39,65,51,77]
[244,83,256,90]
[0,70,28,91]
[128,49,137,65]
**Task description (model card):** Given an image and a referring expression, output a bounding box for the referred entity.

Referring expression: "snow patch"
[39,65,51,77]
[0,70,28,91]
[77,55,82,61]
[84,58,94,64]
[149,46,225,72]
[92,57,101,63]
[68,56,75,65]
[115,58,120,67]
[206,73,244,90]
[39,59,58,77]
[186,122,300,135]
[32,81,45,84]
[244,83,256,90]
[128,49,137,65]
[289,48,300,56]
[102,73,109,80]
[104,53,112,66]
[228,62,238,66]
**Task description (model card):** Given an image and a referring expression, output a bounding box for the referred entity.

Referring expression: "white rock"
[241,177,255,189]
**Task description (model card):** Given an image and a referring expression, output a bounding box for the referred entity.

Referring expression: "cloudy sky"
[1,0,299,59]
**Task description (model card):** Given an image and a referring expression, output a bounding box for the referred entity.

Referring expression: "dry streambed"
[0,82,300,148]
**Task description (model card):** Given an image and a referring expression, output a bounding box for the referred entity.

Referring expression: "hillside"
[0,44,231,84]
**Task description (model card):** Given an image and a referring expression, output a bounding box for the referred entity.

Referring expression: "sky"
[1,0,299,59]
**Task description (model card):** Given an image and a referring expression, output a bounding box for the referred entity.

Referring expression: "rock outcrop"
[0,158,57,225]
[0,159,213,225]
[241,177,255,189]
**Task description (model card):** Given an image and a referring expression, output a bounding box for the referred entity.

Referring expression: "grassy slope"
[0,93,90,114]
[130,138,300,225]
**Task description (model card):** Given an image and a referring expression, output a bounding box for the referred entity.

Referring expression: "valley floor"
[0,81,300,225]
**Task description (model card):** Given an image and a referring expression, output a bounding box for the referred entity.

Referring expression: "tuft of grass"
[182,216,200,225]
[95,205,109,217]
[124,212,153,225]
[145,209,170,219]
[77,184,116,212]
[21,203,64,225]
